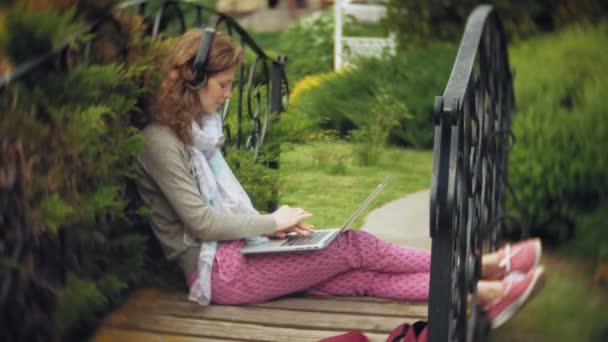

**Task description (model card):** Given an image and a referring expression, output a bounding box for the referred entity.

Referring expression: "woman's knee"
[344,229,375,243]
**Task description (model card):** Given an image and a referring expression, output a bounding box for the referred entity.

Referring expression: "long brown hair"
[148,29,243,145]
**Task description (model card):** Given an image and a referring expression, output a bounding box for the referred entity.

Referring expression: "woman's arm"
[139,127,276,241]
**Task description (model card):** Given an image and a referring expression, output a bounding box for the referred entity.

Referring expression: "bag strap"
[412,321,428,336]
[391,323,410,342]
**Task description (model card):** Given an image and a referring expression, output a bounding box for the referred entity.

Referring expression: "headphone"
[187,27,216,90]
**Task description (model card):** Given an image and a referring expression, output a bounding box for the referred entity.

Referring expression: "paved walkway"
[362,189,432,251]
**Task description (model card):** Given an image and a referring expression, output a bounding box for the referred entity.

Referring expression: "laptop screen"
[339,176,393,233]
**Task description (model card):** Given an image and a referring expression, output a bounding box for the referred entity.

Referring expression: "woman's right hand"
[271,205,313,232]
[266,222,315,239]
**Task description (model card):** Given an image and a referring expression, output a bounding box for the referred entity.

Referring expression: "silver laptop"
[240,177,392,255]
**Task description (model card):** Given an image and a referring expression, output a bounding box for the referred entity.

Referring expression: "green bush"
[1,5,84,62]
[349,86,402,166]
[220,77,320,212]
[384,0,608,48]
[288,43,457,148]
[1,61,155,340]
[507,22,608,246]
[271,9,390,83]
[274,10,334,82]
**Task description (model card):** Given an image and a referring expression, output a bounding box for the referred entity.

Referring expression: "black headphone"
[187,27,216,90]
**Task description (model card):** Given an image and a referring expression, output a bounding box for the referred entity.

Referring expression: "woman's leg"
[481,252,503,279]
[305,269,430,301]
[305,247,529,303]
[211,230,431,305]
[477,280,505,306]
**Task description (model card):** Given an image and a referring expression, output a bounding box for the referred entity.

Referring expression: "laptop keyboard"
[282,231,332,246]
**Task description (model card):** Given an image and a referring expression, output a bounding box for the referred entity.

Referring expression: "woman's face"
[197,67,235,114]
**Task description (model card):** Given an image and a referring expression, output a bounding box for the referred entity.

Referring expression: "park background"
[1,0,607,341]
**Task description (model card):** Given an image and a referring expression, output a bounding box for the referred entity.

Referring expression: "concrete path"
[362,189,432,251]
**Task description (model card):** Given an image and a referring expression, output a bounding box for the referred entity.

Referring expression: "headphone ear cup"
[187,73,208,90]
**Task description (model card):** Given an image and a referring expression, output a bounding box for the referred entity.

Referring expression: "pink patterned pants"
[208,231,430,305]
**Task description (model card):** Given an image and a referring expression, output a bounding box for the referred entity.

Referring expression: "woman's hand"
[288,222,315,236]
[270,205,313,232]
[266,222,315,239]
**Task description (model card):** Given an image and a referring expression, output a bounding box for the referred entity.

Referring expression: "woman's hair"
[149,29,243,145]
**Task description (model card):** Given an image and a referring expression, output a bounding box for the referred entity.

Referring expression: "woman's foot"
[484,266,546,329]
[484,238,542,279]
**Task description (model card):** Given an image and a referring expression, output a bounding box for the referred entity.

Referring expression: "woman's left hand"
[266,223,315,239]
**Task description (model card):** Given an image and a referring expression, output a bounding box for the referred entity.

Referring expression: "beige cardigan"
[135,123,276,278]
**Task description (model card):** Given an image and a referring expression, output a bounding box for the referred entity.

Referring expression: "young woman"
[135,29,545,329]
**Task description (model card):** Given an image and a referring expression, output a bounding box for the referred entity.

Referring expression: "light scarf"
[186,112,266,305]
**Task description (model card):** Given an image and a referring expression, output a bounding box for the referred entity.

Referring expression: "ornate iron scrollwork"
[428,5,514,342]
[211,12,287,160]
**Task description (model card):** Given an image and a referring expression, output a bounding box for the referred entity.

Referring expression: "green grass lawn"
[278,140,433,229]
[491,251,608,342]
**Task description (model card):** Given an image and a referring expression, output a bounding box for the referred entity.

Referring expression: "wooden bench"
[93,289,428,341]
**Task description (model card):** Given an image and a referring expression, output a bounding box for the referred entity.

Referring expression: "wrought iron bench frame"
[427,5,515,342]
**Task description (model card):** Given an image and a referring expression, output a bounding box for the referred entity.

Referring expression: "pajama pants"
[205,230,431,305]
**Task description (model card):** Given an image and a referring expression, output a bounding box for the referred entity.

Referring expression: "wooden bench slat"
[133,288,429,305]
[304,295,422,304]
[93,327,229,342]
[253,297,428,317]
[130,289,428,318]
[97,288,428,340]
[104,312,389,342]
[121,299,416,333]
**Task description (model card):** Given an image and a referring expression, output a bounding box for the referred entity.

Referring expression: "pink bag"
[318,321,427,342]
[318,330,369,342]
[385,321,428,342]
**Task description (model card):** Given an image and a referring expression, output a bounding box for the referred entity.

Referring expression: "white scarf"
[186,113,266,305]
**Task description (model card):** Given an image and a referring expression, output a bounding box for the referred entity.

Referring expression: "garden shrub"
[220,75,321,212]
[2,57,156,342]
[288,43,457,148]
[384,0,608,48]
[507,22,608,248]
[2,4,84,62]
[274,9,391,83]
[2,4,163,336]
[289,72,336,105]
[275,10,334,83]
[349,86,403,166]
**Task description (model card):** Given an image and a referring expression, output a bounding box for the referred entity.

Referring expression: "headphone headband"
[188,27,216,90]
